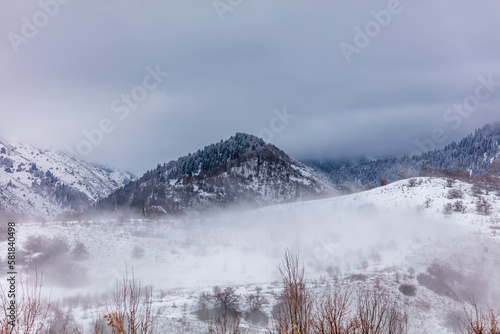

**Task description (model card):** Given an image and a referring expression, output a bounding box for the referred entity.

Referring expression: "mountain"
[304,122,500,188]
[0,138,134,218]
[96,133,336,216]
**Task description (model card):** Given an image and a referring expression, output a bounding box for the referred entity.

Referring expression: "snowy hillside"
[97,133,336,216]
[2,176,500,333]
[0,138,134,218]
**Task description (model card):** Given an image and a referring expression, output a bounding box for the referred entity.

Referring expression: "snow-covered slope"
[0,138,134,218]
[1,177,500,333]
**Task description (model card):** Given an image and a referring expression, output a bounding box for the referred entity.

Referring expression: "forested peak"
[155,133,267,178]
[473,122,500,138]
[442,121,500,152]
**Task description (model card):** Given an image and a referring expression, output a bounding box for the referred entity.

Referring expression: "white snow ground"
[1,177,500,333]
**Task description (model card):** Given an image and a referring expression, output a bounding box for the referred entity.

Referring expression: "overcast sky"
[1,1,500,175]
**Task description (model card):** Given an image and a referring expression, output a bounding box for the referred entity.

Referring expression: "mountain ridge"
[303,121,500,188]
[96,133,336,216]
[0,138,134,219]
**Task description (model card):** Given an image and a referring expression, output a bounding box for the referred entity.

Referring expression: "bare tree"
[0,272,51,334]
[213,287,240,317]
[268,250,313,334]
[311,289,359,334]
[106,268,155,334]
[356,287,408,334]
[459,297,500,334]
[246,287,268,313]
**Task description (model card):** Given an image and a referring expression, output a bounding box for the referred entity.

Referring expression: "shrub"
[417,263,463,300]
[447,188,464,199]
[70,242,89,261]
[379,178,388,186]
[443,203,453,215]
[453,200,466,213]
[476,197,493,215]
[424,198,433,208]
[399,284,416,297]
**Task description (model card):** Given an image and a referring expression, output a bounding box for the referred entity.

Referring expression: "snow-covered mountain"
[305,121,500,188]
[0,138,134,219]
[96,133,336,216]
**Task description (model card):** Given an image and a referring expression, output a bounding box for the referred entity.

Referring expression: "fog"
[4,199,499,311]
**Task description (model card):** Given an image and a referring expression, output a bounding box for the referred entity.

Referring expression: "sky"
[1,0,500,175]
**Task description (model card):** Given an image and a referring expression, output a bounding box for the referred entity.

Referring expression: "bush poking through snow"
[453,200,467,213]
[444,203,453,215]
[407,179,418,187]
[447,188,464,199]
[398,284,417,297]
[476,197,493,215]
[70,241,89,261]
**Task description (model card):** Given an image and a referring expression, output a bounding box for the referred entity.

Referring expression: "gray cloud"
[1,0,499,174]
